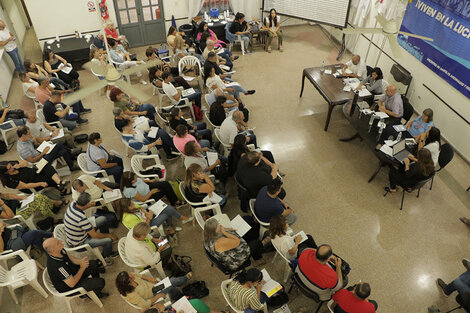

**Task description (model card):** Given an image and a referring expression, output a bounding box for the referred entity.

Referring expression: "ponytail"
[233,268,262,284]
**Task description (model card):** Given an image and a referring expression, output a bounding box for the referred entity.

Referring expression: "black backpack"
[182,281,209,299]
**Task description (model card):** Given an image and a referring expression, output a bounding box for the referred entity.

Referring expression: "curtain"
[230,0,245,16]
[188,0,205,23]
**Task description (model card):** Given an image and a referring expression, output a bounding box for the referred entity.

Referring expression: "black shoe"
[167,154,180,161]
[77,118,88,125]
[69,164,81,171]
[436,278,451,296]
[71,148,82,158]
[463,258,470,270]
[81,108,92,114]
[232,56,239,61]
[97,292,109,299]
[246,90,256,95]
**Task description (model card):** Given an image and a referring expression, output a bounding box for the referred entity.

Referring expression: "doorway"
[113,0,165,47]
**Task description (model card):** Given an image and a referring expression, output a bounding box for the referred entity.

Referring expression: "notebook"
[206,152,218,166]
[147,200,168,217]
[172,296,197,313]
[103,189,122,203]
[37,141,56,154]
[261,269,282,297]
[147,127,159,139]
[182,88,195,97]
[203,192,222,204]
[230,215,252,237]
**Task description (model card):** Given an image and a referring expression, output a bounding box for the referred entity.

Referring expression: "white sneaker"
[140,79,148,85]
[175,227,182,232]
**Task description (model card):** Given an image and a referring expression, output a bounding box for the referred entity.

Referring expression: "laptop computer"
[392,140,409,163]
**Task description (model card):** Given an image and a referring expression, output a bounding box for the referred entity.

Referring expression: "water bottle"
[397,131,402,142]
[321,60,325,73]
[69,109,77,119]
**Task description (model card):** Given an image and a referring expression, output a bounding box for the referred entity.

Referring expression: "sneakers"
[436,278,450,296]
[463,258,470,270]
[232,56,239,61]
[77,118,88,125]
[167,154,180,161]
[245,90,256,95]
[69,164,81,172]
[81,108,92,114]
[97,291,109,299]
[104,251,119,265]
[175,226,182,232]
[182,217,194,224]
[140,79,148,85]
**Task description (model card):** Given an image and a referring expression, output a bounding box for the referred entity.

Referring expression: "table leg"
[299,73,306,97]
[324,104,334,131]
[339,132,363,142]
[368,161,385,183]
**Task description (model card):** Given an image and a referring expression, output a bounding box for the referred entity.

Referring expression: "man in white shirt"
[26,110,76,149]
[343,55,367,80]
[124,222,171,267]
[219,110,256,146]
[161,72,202,108]
[0,20,24,72]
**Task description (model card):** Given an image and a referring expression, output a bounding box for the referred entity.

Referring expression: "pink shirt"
[35,87,52,105]
[173,134,200,154]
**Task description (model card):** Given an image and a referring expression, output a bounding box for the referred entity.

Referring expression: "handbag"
[182,281,209,299]
[168,254,192,277]
[5,109,25,120]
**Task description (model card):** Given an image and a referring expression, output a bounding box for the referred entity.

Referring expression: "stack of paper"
[154,277,171,289]
[220,65,230,71]
[35,158,49,173]
[133,116,148,127]
[37,141,56,154]
[182,88,195,97]
[203,192,222,204]
[393,124,407,132]
[51,129,64,139]
[147,127,159,139]
[206,152,218,166]
[374,112,389,119]
[295,231,308,244]
[103,189,122,203]
[172,296,197,313]
[147,200,168,217]
[230,215,252,237]
[261,269,282,297]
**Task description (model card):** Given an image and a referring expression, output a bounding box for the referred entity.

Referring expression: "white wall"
[324,3,470,162]
[1,0,27,42]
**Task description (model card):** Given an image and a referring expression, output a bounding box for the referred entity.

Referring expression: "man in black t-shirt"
[43,94,88,131]
[43,237,107,298]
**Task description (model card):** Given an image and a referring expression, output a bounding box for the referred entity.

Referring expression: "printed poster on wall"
[398,0,470,99]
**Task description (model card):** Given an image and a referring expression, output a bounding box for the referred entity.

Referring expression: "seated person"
[184,140,228,185]
[220,111,255,146]
[20,71,39,98]
[236,151,282,199]
[407,108,434,140]
[146,47,189,88]
[113,107,158,132]
[356,67,383,95]
[270,215,317,261]
[184,163,226,206]
[342,55,367,80]
[209,95,229,127]
[204,218,264,269]
[437,258,470,311]
[167,288,227,313]
[26,110,76,149]
[206,85,240,108]
[108,38,147,85]
[24,59,70,90]
[229,268,267,312]
[161,72,202,108]
[16,126,78,172]
[408,127,441,167]
[0,159,68,194]
[385,148,435,193]
[203,39,236,69]
[63,193,118,264]
[0,220,52,253]
[265,9,283,53]
[228,134,275,177]
[124,222,173,268]
[229,12,252,53]
[377,85,403,123]
[43,48,80,87]
[167,26,187,60]
[120,118,178,159]
[169,107,212,144]
[43,237,108,298]
[92,32,108,53]
[197,21,227,49]
[105,21,126,43]
[0,103,26,129]
[332,282,378,313]
[173,124,210,153]
[255,178,297,225]
[89,46,108,76]
[109,87,156,120]
[115,198,189,236]
[296,244,347,301]
[115,269,190,310]
[43,92,88,130]
[86,132,124,183]
[120,171,185,207]
[71,174,119,201]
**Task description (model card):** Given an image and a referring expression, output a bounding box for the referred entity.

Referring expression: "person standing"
[0,20,24,72]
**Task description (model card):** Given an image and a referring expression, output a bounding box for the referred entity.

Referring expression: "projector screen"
[262,0,351,28]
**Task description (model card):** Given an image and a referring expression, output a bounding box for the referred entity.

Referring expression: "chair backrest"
[382,79,389,91]
[42,268,60,295]
[118,237,144,268]
[178,56,201,76]
[292,272,322,302]
[178,181,209,207]
[121,294,143,310]
[327,299,335,313]
[411,172,435,191]
[221,279,244,313]
[249,199,270,227]
[271,240,292,264]
[204,111,219,129]
[204,246,232,275]
[438,143,454,169]
[204,94,214,107]
[225,23,236,43]
[401,96,414,124]
[36,109,47,123]
[214,128,230,148]
[77,153,90,172]
[53,224,67,245]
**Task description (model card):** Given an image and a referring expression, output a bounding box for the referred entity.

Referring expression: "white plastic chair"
[193,204,224,229]
[178,181,212,227]
[249,199,270,240]
[0,120,17,149]
[271,240,294,283]
[77,153,112,181]
[53,224,107,266]
[42,269,103,313]
[178,55,203,90]
[110,58,130,82]
[204,93,215,107]
[131,154,167,181]
[0,249,48,304]
[162,85,195,121]
[221,279,268,313]
[214,128,231,156]
[327,299,335,312]
[1,214,36,230]
[36,108,63,128]
[204,111,220,131]
[24,92,42,109]
[117,237,166,278]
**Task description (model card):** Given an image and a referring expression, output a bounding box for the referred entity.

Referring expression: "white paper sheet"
[380,145,393,157]
[324,69,332,74]
[183,76,195,81]
[182,88,195,97]
[132,116,148,127]
[358,88,372,97]
[147,200,168,217]
[230,215,252,237]
[154,277,171,289]
[37,141,56,154]
[147,127,159,139]
[203,192,222,204]
[88,216,97,227]
[172,296,197,313]
[51,128,64,139]
[295,231,308,244]
[103,189,122,203]
[220,65,230,71]
[35,158,49,173]
[374,112,389,119]
[20,194,35,208]
[393,124,407,132]
[206,151,218,166]
[225,82,241,87]
[261,269,282,297]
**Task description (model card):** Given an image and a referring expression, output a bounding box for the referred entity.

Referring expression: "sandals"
[175,200,186,207]
[459,217,470,226]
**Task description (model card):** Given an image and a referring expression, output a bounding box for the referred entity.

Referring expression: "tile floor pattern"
[1,24,469,313]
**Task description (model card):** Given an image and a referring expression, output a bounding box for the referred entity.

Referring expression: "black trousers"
[75,260,105,296]
[147,181,179,205]
[43,142,74,169]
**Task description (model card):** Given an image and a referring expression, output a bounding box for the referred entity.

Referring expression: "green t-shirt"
[189,299,210,313]
[114,95,137,112]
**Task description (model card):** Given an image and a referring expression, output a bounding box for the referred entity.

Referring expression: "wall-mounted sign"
[88,1,96,12]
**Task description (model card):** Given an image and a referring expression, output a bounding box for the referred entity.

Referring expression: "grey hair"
[203,218,219,245]
[76,192,92,207]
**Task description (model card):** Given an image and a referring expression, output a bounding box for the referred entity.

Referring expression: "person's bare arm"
[172,90,182,102]
[0,34,13,47]
[54,106,70,118]
[96,158,118,169]
[63,257,89,288]
[0,199,15,219]
[87,228,117,240]
[56,55,68,65]
[0,108,8,124]
[270,163,279,179]
[44,60,60,73]
[94,179,113,191]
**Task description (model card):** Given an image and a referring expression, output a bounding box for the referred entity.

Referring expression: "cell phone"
[10,229,18,240]
[158,239,168,247]
[152,284,165,294]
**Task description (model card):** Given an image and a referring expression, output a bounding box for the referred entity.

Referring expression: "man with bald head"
[0,19,24,72]
[43,237,108,298]
[378,84,403,122]
[296,244,348,300]
[343,55,367,80]
[219,110,256,147]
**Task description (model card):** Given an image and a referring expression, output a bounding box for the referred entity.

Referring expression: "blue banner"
[398,0,470,99]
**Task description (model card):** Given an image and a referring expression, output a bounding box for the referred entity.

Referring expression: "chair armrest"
[60,287,88,297]
[47,121,62,128]
[0,249,29,261]
[0,120,16,129]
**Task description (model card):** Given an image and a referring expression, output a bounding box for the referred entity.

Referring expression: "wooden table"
[299,64,371,131]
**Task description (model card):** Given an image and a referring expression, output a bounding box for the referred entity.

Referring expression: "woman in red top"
[105,21,126,43]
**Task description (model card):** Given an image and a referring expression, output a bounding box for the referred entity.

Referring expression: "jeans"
[6,47,25,72]
[199,139,211,148]
[239,35,251,52]
[193,122,212,143]
[103,156,124,184]
[138,103,156,120]
[181,89,202,108]
[50,77,70,90]
[84,235,113,258]
[59,118,77,130]
[228,84,247,99]
[219,49,233,68]
[445,270,470,295]
[285,212,297,226]
[43,142,75,169]
[145,128,178,157]
[241,130,257,148]
[20,230,52,251]
[150,205,181,227]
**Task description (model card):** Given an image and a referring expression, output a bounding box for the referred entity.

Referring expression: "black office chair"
[234,175,252,213]
[401,95,414,125]
[288,273,327,313]
[203,246,251,278]
[430,143,454,190]
[384,173,435,210]
[366,65,373,77]
[445,294,470,313]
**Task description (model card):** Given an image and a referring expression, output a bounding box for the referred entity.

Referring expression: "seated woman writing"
[204,218,265,269]
[357,67,383,95]
[43,48,80,89]
[120,171,185,207]
[385,148,435,193]
[184,164,226,207]
[228,268,267,313]
[24,59,70,90]
[209,95,239,127]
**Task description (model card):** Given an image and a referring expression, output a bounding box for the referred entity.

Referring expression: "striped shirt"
[228,280,263,311]
[63,203,93,246]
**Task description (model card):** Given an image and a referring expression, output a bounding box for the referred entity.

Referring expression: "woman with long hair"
[169,107,212,143]
[410,126,441,166]
[228,268,267,312]
[197,21,226,48]
[229,12,251,53]
[183,140,228,185]
[43,48,80,88]
[167,26,187,60]
[264,9,283,52]
[204,64,255,101]
[386,148,435,193]
[183,163,226,206]
[24,59,70,90]
[357,67,383,94]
